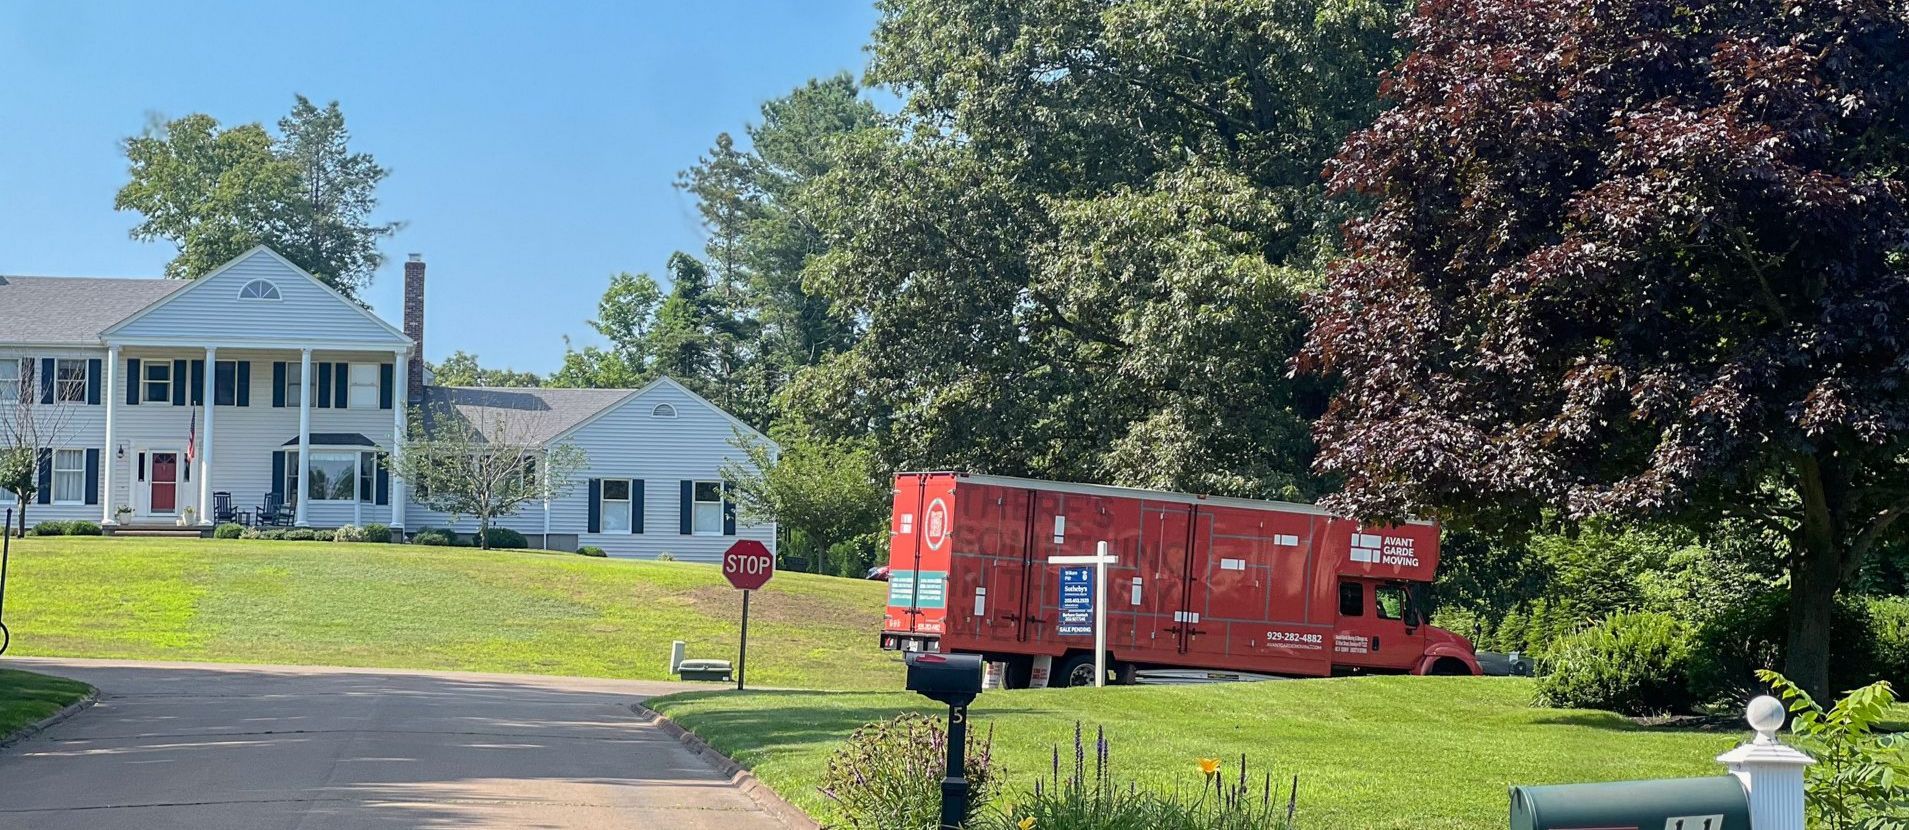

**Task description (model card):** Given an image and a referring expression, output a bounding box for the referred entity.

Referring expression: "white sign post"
[1048,540,1117,687]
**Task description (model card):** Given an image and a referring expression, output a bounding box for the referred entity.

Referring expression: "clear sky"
[0,1,881,374]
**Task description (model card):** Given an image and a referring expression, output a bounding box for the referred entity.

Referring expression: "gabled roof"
[101,246,412,345]
[0,275,187,345]
[548,376,775,447]
[420,386,637,446]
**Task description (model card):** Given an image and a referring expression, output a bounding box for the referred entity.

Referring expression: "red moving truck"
[879,472,1481,687]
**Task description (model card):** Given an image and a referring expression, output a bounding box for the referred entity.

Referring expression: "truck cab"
[1333,579,1479,675]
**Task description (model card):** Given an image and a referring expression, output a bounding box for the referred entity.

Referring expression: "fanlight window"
[652,403,677,418]
[238,279,282,300]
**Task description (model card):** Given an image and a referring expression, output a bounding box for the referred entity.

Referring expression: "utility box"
[904,652,983,707]
[676,658,733,682]
[1509,776,1749,830]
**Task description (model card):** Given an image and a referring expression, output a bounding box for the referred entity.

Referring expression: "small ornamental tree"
[1303,0,1909,698]
[392,401,587,550]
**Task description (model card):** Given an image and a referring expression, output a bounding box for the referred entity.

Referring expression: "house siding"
[0,346,107,524]
[405,381,776,562]
[106,250,409,348]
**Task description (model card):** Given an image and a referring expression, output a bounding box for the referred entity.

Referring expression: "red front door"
[150,452,178,513]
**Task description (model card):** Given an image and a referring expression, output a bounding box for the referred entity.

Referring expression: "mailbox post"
[905,652,984,829]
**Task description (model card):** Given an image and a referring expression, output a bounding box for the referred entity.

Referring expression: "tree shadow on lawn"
[1524,709,1752,735]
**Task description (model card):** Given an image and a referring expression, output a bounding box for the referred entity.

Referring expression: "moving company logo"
[923,498,950,551]
[1350,533,1420,567]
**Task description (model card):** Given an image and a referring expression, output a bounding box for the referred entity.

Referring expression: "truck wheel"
[999,656,1033,689]
[1055,653,1105,688]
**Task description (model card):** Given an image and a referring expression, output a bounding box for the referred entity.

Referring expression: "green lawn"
[0,668,91,740]
[4,536,901,690]
[649,677,1745,830]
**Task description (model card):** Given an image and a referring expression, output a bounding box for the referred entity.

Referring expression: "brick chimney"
[403,254,426,404]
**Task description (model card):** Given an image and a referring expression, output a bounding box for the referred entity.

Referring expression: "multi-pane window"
[692,481,724,535]
[237,279,281,300]
[601,479,632,533]
[144,361,172,403]
[349,363,379,409]
[283,364,303,408]
[214,361,239,406]
[307,451,359,502]
[0,360,19,405]
[54,359,87,403]
[52,449,85,504]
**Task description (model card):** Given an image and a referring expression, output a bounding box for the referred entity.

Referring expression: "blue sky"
[0,1,881,374]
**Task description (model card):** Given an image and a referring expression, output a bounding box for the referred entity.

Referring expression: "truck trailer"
[879,472,1481,687]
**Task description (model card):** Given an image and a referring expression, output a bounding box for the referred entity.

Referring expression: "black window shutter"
[237,361,251,407]
[39,358,54,404]
[633,480,645,534]
[85,448,100,506]
[316,363,333,408]
[270,451,285,503]
[587,479,602,533]
[171,359,188,406]
[723,483,736,536]
[126,358,142,406]
[190,360,205,406]
[379,363,394,410]
[335,363,350,408]
[272,362,286,408]
[375,454,390,505]
[679,480,693,535]
[87,359,101,405]
[35,449,50,504]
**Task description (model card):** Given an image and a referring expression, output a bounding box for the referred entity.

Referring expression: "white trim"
[690,479,724,536]
[100,246,413,345]
[106,336,411,351]
[236,279,282,301]
[599,478,634,534]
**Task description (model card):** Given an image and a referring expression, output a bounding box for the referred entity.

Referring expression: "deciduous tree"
[393,402,587,550]
[1303,0,1909,697]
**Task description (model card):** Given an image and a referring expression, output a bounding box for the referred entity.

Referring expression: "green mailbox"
[1509,776,1750,830]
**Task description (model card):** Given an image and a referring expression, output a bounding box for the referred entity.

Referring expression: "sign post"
[722,539,775,690]
[1047,540,1116,687]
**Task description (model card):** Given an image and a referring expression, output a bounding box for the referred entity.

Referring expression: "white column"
[1718,695,1814,830]
[389,351,407,532]
[198,346,216,525]
[101,346,120,525]
[294,348,312,528]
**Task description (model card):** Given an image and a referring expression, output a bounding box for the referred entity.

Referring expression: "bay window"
[307,451,359,502]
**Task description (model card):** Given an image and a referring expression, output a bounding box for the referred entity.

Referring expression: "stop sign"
[722,540,775,591]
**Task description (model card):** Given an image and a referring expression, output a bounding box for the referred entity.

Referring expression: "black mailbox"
[905,652,984,707]
[1510,776,1750,830]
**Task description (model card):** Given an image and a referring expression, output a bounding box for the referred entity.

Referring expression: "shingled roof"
[0,275,186,345]
[418,386,635,446]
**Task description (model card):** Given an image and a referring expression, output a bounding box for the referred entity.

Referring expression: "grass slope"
[650,678,1741,830]
[0,668,91,739]
[5,537,900,690]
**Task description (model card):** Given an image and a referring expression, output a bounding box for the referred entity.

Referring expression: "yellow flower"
[1197,757,1222,776]
[1018,819,1037,830]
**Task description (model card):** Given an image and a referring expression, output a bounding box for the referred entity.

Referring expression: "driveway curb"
[0,686,98,750]
[634,703,821,830]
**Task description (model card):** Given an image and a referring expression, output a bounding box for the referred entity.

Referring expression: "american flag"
[185,406,197,464]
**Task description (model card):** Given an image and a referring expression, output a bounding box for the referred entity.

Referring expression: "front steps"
[104,524,211,539]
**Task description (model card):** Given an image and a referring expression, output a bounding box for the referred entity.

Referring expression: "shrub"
[655,552,675,562]
[1761,670,1909,827]
[284,528,316,542]
[362,523,392,544]
[332,524,366,543]
[31,521,65,536]
[310,529,335,542]
[411,528,455,547]
[1867,596,1909,691]
[1536,612,1694,715]
[481,527,527,549]
[821,713,999,829]
[258,528,287,541]
[1686,590,1880,705]
[577,546,606,557]
[213,523,244,539]
[239,526,262,540]
[64,520,101,536]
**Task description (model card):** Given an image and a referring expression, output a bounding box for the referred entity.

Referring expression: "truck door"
[1135,504,1195,654]
[1332,579,1428,671]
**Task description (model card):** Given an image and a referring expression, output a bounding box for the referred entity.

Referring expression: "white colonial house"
[0,246,775,561]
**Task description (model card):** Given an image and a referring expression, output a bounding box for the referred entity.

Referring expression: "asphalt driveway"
[0,657,789,829]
